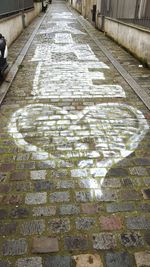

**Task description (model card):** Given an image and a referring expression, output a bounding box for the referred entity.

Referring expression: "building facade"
[69,0,150,23]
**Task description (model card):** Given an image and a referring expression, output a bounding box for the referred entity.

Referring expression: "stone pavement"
[0,0,150,266]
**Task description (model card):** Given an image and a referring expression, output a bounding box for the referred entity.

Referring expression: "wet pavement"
[0,0,150,266]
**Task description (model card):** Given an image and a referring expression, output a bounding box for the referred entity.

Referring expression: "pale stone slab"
[135,251,150,267]
[73,254,104,267]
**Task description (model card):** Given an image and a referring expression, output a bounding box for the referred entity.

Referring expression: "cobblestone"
[16,257,42,267]
[59,204,80,215]
[9,208,30,218]
[134,251,150,267]
[34,181,54,191]
[120,232,144,247]
[2,239,27,256]
[120,190,142,200]
[106,202,134,213]
[129,166,148,176]
[30,170,47,180]
[1,195,23,205]
[32,237,59,253]
[76,191,94,202]
[12,182,32,192]
[81,203,103,214]
[99,215,122,230]
[0,0,150,264]
[0,260,11,267]
[92,233,117,250]
[105,252,133,267]
[76,217,95,230]
[25,192,47,205]
[10,172,28,181]
[49,192,70,202]
[126,216,150,229]
[43,256,71,267]
[134,158,150,166]
[95,189,117,202]
[0,222,17,236]
[0,209,8,219]
[138,203,150,212]
[64,236,88,251]
[56,180,74,189]
[72,254,104,267]
[33,206,56,217]
[107,168,129,177]
[20,220,45,235]
[48,218,70,233]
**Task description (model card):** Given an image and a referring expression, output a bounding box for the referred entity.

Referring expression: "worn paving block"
[0,222,17,236]
[25,192,47,205]
[72,254,104,267]
[106,202,134,213]
[0,260,11,267]
[64,236,88,251]
[76,217,95,230]
[49,192,70,202]
[34,181,54,191]
[134,251,150,267]
[59,204,80,215]
[30,170,47,180]
[81,203,102,214]
[92,233,117,250]
[33,206,56,217]
[43,256,71,267]
[20,220,45,235]
[16,257,42,267]
[76,191,94,202]
[106,252,133,267]
[32,237,59,253]
[120,232,144,247]
[95,189,117,202]
[10,208,30,218]
[48,218,70,233]
[99,215,122,230]
[2,239,27,256]
[126,216,150,229]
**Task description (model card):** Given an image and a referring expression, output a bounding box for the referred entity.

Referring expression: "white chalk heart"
[8,103,149,177]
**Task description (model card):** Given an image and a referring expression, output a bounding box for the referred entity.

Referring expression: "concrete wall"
[25,2,42,26]
[104,17,150,66]
[0,2,42,47]
[0,14,23,47]
[71,0,82,13]
[71,0,96,23]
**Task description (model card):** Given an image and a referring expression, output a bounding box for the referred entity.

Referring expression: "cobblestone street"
[0,0,150,266]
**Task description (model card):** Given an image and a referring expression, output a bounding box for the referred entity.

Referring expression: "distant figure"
[42,0,48,12]
[49,0,52,3]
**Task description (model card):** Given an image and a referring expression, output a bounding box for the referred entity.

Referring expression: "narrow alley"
[0,0,150,266]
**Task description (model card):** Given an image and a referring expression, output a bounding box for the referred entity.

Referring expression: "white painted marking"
[8,103,149,179]
[54,33,74,44]
[38,22,86,35]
